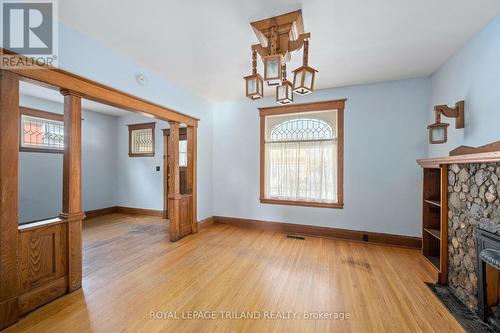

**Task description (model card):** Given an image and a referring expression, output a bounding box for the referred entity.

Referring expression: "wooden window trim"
[258,99,346,209]
[19,106,64,154]
[128,122,156,157]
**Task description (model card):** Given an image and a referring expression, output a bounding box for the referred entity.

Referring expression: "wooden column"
[186,125,198,233]
[168,121,181,241]
[0,70,20,329]
[59,89,84,292]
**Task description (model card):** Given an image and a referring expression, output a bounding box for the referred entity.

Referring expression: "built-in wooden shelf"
[418,148,500,285]
[420,166,448,284]
[424,255,440,270]
[424,228,441,240]
[424,199,441,208]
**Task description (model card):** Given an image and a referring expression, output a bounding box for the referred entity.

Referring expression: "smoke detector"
[136,74,148,86]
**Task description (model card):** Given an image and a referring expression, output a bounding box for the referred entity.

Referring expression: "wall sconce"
[427,100,465,144]
[427,122,449,144]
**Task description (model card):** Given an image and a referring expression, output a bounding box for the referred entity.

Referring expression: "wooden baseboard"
[198,216,214,229]
[84,207,118,219]
[115,206,164,217]
[213,216,421,249]
[18,277,68,316]
[85,206,164,219]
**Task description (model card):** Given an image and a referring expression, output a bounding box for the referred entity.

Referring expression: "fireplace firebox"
[476,227,500,331]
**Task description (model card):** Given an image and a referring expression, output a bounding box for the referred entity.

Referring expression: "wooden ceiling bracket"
[288,33,311,54]
[251,44,269,57]
[434,101,465,129]
[250,10,306,63]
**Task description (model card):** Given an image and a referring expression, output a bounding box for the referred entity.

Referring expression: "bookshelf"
[421,166,448,284]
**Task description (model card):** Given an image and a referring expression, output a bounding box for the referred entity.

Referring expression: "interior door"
[163,128,188,219]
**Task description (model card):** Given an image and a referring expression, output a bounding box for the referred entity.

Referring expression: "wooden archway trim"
[0,49,199,126]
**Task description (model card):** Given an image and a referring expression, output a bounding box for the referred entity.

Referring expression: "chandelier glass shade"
[263,54,283,86]
[244,73,264,100]
[292,65,317,96]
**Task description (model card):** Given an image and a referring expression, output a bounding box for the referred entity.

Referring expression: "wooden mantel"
[417,151,500,168]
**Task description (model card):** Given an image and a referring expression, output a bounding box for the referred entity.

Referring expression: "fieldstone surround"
[448,162,500,310]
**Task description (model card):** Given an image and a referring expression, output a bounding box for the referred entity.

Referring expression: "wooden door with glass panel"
[163,128,188,219]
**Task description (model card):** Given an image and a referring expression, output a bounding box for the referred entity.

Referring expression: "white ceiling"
[58,0,500,102]
[20,81,131,117]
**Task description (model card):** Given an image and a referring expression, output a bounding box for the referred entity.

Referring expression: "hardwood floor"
[4,214,464,332]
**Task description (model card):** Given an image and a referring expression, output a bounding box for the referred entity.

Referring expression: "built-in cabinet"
[421,165,448,284]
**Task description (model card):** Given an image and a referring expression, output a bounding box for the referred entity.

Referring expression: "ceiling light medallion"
[243,10,318,104]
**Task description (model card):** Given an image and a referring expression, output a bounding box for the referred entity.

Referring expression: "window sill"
[20,147,63,154]
[129,153,155,157]
[260,198,344,209]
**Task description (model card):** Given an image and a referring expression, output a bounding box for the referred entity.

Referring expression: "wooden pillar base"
[59,212,85,292]
[169,198,181,242]
[0,297,18,330]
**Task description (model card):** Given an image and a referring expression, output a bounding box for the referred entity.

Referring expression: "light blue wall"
[115,114,169,211]
[213,78,431,237]
[19,95,118,223]
[428,14,500,157]
[56,24,214,220]
[81,110,119,212]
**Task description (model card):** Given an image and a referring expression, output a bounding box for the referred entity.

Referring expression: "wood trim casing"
[439,165,448,284]
[417,151,500,168]
[59,90,84,293]
[128,122,156,157]
[213,216,421,249]
[20,107,63,122]
[0,70,20,329]
[258,99,346,209]
[187,126,198,233]
[19,107,64,154]
[259,99,347,116]
[1,49,199,127]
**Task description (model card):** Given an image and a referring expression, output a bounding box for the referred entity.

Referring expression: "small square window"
[128,122,155,157]
[19,107,64,154]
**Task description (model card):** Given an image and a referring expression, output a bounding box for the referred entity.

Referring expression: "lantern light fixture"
[427,101,465,144]
[243,10,318,101]
[263,54,283,86]
[292,39,318,95]
[276,64,293,105]
[243,49,264,100]
[427,122,449,144]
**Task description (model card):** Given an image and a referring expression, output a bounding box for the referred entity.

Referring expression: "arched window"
[261,105,344,208]
[269,118,334,142]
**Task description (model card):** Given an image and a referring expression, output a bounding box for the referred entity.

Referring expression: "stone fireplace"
[448,162,500,310]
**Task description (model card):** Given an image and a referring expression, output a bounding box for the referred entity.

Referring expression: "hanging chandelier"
[244,10,318,104]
